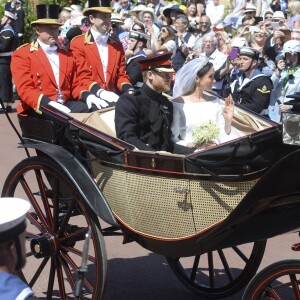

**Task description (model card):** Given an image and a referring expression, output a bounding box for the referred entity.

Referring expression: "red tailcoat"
[70,31,131,93]
[11,41,98,114]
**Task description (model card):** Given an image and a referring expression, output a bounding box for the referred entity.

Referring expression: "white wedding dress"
[171,98,241,146]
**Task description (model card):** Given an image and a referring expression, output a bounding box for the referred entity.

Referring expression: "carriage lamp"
[282,94,300,146]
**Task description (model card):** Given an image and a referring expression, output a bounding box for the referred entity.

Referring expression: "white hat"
[130,4,147,13]
[139,7,156,21]
[70,15,85,26]
[282,40,300,55]
[0,198,30,243]
[231,37,248,48]
[111,14,124,24]
[272,11,285,19]
[245,3,256,12]
[4,10,17,20]
[239,46,260,59]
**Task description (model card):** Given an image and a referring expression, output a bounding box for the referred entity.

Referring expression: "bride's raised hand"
[223,94,234,121]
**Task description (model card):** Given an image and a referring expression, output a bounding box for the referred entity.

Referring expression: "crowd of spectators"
[54,0,300,121]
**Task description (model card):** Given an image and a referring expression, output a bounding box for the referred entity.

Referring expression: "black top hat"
[31,4,63,26]
[83,0,112,15]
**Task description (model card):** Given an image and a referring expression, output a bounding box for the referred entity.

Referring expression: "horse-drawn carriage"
[2,102,300,299]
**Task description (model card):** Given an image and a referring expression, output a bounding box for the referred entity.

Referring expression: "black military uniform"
[115,83,174,151]
[13,0,25,47]
[0,11,17,111]
[232,70,273,113]
[126,30,150,86]
[231,47,272,114]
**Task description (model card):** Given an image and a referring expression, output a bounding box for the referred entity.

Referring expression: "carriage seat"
[70,107,116,137]
[70,106,271,140]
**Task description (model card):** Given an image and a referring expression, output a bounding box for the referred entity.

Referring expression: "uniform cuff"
[37,95,52,114]
[90,82,102,95]
[82,91,92,102]
[121,84,133,93]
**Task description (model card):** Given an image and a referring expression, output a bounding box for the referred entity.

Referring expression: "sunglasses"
[245,11,254,14]
[161,28,168,33]
[200,22,209,25]
[133,27,142,31]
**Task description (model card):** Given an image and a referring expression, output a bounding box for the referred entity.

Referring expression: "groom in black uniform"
[115,53,176,152]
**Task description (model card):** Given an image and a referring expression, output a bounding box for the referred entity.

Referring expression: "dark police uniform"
[232,70,273,114]
[0,23,16,105]
[115,83,174,151]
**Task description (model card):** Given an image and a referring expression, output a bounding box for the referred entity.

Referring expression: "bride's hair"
[173,58,213,98]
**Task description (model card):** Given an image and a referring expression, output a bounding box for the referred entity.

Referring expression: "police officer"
[231,47,273,114]
[0,197,37,299]
[0,10,17,113]
[115,53,175,151]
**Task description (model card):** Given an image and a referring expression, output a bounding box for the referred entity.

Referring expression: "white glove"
[48,101,71,114]
[97,89,119,103]
[86,94,109,109]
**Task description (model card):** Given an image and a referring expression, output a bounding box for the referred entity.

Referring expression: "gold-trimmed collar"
[84,31,94,44]
[30,40,39,52]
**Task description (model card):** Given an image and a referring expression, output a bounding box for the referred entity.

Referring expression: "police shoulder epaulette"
[15,43,29,51]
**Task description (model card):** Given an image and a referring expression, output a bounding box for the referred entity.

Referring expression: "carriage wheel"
[242,259,300,300]
[167,240,266,299]
[2,156,107,300]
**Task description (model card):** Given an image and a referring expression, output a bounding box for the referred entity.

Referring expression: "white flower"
[192,121,220,145]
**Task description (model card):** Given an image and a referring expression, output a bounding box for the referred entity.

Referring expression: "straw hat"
[83,0,112,16]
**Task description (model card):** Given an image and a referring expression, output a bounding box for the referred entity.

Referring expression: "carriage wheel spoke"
[290,273,300,298]
[58,199,77,236]
[218,249,234,282]
[47,258,55,300]
[208,252,215,288]
[26,214,44,232]
[232,246,248,263]
[61,245,96,264]
[29,258,49,287]
[56,257,67,299]
[35,169,53,228]
[190,255,200,282]
[60,251,94,293]
[60,227,88,243]
[19,176,48,226]
[265,286,282,300]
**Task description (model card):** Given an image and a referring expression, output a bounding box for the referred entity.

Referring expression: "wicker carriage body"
[18,105,300,256]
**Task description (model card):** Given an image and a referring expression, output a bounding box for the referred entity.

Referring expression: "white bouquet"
[192,121,220,147]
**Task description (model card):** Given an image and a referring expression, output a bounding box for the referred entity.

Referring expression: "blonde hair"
[289,1,300,17]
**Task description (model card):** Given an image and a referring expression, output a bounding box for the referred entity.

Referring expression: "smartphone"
[229,47,239,61]
[254,16,263,25]
[271,21,280,29]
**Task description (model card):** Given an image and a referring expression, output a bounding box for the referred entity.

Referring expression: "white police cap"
[0,198,30,243]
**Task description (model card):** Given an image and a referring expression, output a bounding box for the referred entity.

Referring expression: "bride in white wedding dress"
[171,57,240,148]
